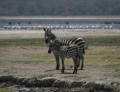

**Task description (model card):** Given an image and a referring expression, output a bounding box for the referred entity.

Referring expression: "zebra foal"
[48,40,84,74]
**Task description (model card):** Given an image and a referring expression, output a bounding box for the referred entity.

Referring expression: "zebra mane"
[51,40,62,46]
[49,32,56,40]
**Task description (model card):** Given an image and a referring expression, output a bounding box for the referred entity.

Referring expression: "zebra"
[48,40,84,74]
[43,28,56,43]
[43,28,60,70]
[43,28,85,70]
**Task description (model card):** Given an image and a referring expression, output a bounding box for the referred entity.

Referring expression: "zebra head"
[43,28,56,44]
[48,40,62,54]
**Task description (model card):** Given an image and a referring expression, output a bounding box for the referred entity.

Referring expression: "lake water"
[0,16,120,30]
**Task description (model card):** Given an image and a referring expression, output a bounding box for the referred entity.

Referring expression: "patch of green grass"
[73,75,89,80]
[107,64,120,67]
[112,73,120,78]
[83,36,120,46]
[3,67,18,73]
[64,75,89,80]
[24,53,52,59]
[0,36,120,47]
[0,88,13,92]
[0,54,55,65]
[104,73,120,78]
[0,46,120,69]
[85,47,120,66]
[0,59,52,64]
[31,74,53,79]
[0,38,46,47]
[1,46,119,67]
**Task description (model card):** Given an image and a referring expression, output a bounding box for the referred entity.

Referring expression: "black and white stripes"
[48,40,83,74]
[43,28,85,72]
[61,38,85,54]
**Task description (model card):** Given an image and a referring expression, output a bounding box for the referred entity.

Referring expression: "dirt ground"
[0,46,120,83]
[0,30,120,84]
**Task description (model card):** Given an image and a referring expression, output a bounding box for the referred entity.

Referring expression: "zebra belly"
[65,52,78,58]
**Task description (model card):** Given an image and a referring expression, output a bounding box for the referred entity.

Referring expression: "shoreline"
[0,29,120,39]
[0,16,120,19]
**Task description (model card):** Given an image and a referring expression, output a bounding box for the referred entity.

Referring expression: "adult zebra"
[48,40,84,74]
[43,28,85,70]
[43,28,56,43]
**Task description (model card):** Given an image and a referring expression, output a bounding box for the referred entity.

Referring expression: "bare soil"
[0,46,119,84]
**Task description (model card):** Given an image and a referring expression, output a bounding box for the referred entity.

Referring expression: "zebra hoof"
[73,72,77,74]
[56,66,59,70]
[77,65,79,68]
[73,69,77,74]
[80,68,83,70]
[61,69,64,73]
[56,68,59,70]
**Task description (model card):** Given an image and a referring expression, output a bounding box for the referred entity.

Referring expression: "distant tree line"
[0,0,120,16]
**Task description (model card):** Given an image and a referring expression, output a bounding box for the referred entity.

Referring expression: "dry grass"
[0,46,119,82]
[0,46,120,67]
[85,47,120,66]
[0,88,13,92]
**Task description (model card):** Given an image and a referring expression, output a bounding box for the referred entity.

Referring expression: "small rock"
[35,77,56,87]
[71,81,86,87]
[0,76,17,82]
[19,88,31,92]
[104,85,114,91]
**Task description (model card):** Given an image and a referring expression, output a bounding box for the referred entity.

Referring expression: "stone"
[71,81,86,88]
[0,76,17,82]
[35,77,57,87]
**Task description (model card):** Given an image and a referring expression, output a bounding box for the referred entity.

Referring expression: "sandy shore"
[0,29,120,39]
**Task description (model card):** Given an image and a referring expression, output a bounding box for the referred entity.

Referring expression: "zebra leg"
[54,53,60,70]
[77,56,80,68]
[61,57,65,73]
[80,55,84,70]
[73,57,78,74]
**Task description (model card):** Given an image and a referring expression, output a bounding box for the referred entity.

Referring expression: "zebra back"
[49,40,79,58]
[60,37,85,54]
[43,28,85,54]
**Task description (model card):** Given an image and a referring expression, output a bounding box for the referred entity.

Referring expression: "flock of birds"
[3,24,113,30]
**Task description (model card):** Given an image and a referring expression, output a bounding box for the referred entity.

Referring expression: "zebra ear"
[43,28,47,32]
